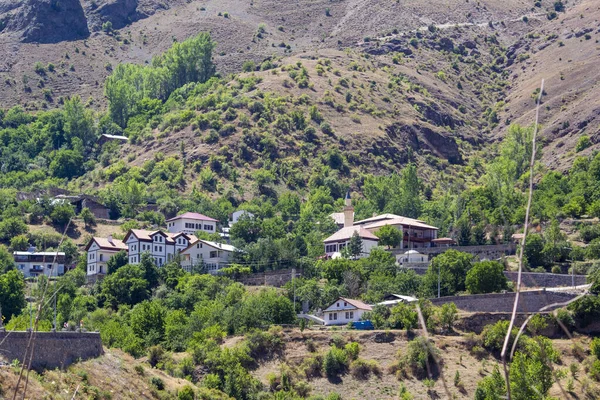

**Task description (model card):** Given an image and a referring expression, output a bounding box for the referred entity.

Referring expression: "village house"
[323,297,372,326]
[13,249,65,278]
[85,236,128,275]
[355,214,439,249]
[180,239,238,274]
[123,229,197,267]
[166,212,219,235]
[397,249,429,268]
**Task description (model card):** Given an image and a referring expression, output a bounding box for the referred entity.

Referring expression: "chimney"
[343,191,354,228]
[107,235,114,245]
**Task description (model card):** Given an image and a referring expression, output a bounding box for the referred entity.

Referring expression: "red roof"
[326,297,372,311]
[166,212,218,223]
[85,237,128,252]
[324,226,379,243]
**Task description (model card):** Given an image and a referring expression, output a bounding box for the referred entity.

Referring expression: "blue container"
[352,320,374,330]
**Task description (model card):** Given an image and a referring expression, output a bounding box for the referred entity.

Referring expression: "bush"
[350,358,381,379]
[148,345,165,367]
[322,346,348,377]
[150,377,164,390]
[178,386,195,400]
[551,265,562,274]
[576,135,591,152]
[437,302,458,332]
[344,342,360,361]
[591,337,600,359]
[466,261,508,294]
[401,337,440,379]
[482,320,519,354]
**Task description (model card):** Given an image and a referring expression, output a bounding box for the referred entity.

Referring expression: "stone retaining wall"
[237,268,302,287]
[405,267,587,288]
[394,244,517,260]
[430,290,576,313]
[0,331,103,370]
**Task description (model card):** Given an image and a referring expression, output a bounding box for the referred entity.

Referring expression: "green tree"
[100,264,149,308]
[80,207,96,229]
[106,250,128,274]
[49,149,84,179]
[346,231,363,259]
[9,234,29,251]
[130,300,167,346]
[0,244,15,273]
[423,250,473,296]
[50,203,75,228]
[524,234,546,267]
[63,96,96,150]
[0,270,26,322]
[375,225,402,249]
[0,217,28,241]
[465,261,508,294]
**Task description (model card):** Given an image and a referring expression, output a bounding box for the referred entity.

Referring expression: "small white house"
[229,210,255,227]
[323,226,380,258]
[180,239,237,274]
[166,212,218,235]
[85,236,128,275]
[397,250,428,267]
[323,297,372,326]
[13,250,65,278]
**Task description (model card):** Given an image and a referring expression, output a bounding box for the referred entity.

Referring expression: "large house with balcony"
[166,212,218,235]
[180,239,237,274]
[123,229,197,267]
[85,236,128,275]
[355,214,439,250]
[14,249,65,278]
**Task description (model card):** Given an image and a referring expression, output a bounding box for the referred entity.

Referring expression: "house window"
[336,303,339,307]
[99,254,103,261]
[345,311,354,319]
[344,302,347,306]
[210,251,218,258]
[333,313,337,320]
[204,224,213,231]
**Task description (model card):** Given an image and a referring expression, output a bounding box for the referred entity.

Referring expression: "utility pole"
[53,289,57,332]
[437,261,441,298]
[292,268,296,312]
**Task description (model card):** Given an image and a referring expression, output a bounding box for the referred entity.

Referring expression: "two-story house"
[166,212,219,235]
[124,229,197,267]
[180,239,237,274]
[323,297,372,326]
[85,236,128,275]
[14,249,66,278]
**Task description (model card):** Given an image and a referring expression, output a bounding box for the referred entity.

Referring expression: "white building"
[377,294,418,308]
[166,212,219,235]
[85,236,128,275]
[124,229,196,267]
[397,249,429,267]
[180,239,237,274]
[14,250,65,278]
[323,226,380,258]
[323,297,372,326]
[229,210,255,227]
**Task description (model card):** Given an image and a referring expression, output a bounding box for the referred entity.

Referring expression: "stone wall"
[430,290,577,313]
[405,267,587,288]
[503,271,587,287]
[394,244,516,260]
[0,331,103,370]
[237,268,302,287]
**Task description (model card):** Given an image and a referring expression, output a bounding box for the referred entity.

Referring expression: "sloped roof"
[180,238,238,254]
[354,213,404,225]
[323,226,379,243]
[125,229,174,243]
[362,217,438,231]
[326,297,372,311]
[86,237,128,251]
[166,212,218,223]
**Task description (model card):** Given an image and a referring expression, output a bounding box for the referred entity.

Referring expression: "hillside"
[1,329,598,399]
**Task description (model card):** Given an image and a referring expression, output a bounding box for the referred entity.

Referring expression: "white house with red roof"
[323,297,373,326]
[323,226,380,258]
[166,212,218,235]
[123,229,197,267]
[85,236,128,275]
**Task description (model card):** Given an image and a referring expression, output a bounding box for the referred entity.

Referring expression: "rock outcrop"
[4,0,89,43]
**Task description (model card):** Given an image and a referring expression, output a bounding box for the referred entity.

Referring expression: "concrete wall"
[430,290,577,313]
[0,331,103,371]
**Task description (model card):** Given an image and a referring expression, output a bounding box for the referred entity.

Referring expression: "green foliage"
[100,264,150,308]
[400,336,440,379]
[424,250,473,297]
[0,270,26,322]
[465,261,508,294]
[322,346,348,377]
[105,33,215,127]
[375,225,402,248]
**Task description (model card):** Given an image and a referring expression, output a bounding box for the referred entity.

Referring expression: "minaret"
[343,191,354,227]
